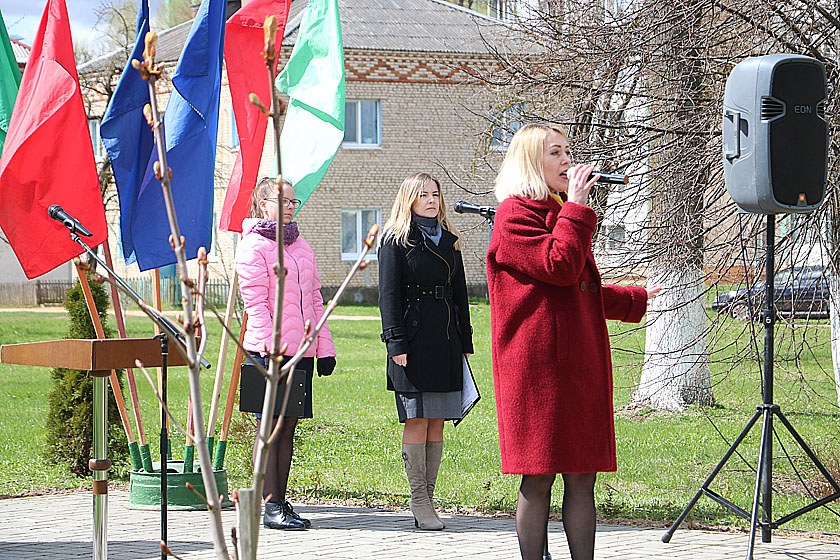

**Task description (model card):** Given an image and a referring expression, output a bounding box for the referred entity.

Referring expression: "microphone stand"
[453,201,495,243]
[457,203,552,556]
[68,231,210,370]
[157,332,168,560]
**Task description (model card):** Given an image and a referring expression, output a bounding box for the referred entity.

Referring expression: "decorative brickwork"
[345,51,498,85]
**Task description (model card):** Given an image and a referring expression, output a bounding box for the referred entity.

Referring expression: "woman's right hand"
[566,164,599,206]
[392,353,408,367]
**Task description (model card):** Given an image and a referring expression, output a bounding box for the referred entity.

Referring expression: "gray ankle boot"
[425,441,445,527]
[402,443,444,530]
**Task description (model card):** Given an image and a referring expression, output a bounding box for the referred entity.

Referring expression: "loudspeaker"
[722,54,828,214]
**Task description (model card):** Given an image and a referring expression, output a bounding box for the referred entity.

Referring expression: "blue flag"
[99,0,152,265]
[132,0,226,270]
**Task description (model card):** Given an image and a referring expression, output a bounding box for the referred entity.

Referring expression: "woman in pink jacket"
[235,177,336,531]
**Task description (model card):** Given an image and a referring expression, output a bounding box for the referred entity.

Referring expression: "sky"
[0,0,157,49]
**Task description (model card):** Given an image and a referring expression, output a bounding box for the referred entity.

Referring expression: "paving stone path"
[2,490,840,559]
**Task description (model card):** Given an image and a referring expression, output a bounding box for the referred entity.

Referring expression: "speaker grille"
[769,61,827,207]
[761,97,785,120]
[817,100,826,119]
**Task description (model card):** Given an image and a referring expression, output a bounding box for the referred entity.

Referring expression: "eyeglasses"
[267,197,302,208]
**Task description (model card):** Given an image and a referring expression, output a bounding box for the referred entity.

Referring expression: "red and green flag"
[0,9,22,157]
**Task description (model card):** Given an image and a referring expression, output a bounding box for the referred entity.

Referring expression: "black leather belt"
[405,284,452,300]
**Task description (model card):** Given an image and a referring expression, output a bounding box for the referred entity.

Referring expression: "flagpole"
[183,249,209,474]
[214,311,248,471]
[103,240,152,472]
[72,259,138,453]
[207,270,239,457]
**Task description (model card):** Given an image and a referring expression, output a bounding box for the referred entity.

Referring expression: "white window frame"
[343,100,381,149]
[88,118,104,161]
[341,208,381,261]
[490,103,526,151]
[207,212,219,262]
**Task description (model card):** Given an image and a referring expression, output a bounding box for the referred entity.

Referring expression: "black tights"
[516,473,596,560]
[253,416,298,503]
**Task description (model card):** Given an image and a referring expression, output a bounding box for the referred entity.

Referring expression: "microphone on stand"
[48,204,94,237]
[453,201,496,218]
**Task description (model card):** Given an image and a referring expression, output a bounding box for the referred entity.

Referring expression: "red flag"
[0,0,106,279]
[219,0,291,233]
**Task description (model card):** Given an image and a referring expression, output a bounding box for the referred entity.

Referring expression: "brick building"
[78,0,509,303]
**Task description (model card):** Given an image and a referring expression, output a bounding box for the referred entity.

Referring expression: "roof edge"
[10,37,31,50]
[282,10,305,40]
[78,18,195,73]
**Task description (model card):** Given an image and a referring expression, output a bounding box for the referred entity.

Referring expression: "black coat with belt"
[378,224,474,392]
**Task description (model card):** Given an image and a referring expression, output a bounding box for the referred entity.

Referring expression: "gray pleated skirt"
[395,390,463,423]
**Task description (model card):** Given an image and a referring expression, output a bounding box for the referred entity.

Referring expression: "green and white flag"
[276,0,345,209]
[0,10,22,157]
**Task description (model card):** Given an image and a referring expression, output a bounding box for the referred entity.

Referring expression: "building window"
[607,225,626,250]
[343,100,381,147]
[490,103,525,151]
[489,0,517,20]
[341,208,381,261]
[88,118,104,160]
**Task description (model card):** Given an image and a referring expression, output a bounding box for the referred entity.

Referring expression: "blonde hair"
[250,177,293,218]
[382,172,462,250]
[494,123,568,202]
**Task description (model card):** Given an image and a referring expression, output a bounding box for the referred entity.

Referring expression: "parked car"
[711,265,830,320]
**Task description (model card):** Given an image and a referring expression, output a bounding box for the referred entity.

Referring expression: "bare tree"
[156,0,195,29]
[473,0,840,410]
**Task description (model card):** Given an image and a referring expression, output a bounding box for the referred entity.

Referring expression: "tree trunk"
[637,266,714,410]
[830,268,840,408]
[634,0,715,410]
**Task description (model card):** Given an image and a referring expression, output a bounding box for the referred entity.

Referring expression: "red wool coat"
[487,196,648,474]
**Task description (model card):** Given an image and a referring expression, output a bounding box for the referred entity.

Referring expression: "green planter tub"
[128,461,233,510]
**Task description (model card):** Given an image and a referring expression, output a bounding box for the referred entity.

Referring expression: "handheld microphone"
[453,201,496,217]
[48,204,94,237]
[562,171,629,185]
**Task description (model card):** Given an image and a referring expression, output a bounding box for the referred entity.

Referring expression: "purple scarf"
[252,220,299,245]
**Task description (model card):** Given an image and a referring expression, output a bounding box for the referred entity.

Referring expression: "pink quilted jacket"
[235,218,336,358]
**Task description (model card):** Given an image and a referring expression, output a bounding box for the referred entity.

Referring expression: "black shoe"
[263,501,306,530]
[283,500,312,529]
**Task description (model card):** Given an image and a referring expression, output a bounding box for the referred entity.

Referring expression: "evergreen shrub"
[44,275,129,477]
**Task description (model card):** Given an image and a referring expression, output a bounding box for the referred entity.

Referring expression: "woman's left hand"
[464,353,472,359]
[317,357,336,376]
[646,284,662,303]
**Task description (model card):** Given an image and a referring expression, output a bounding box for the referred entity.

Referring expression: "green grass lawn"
[1,303,839,534]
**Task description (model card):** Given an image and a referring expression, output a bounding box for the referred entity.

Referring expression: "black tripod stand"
[662,214,840,559]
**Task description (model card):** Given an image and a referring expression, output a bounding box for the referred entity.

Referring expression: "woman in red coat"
[486,124,659,559]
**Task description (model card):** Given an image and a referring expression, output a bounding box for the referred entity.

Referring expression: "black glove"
[317,357,336,377]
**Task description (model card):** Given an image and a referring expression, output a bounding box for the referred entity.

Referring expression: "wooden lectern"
[1,337,190,560]
[1,337,191,371]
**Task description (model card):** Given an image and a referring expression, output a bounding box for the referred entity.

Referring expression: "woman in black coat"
[379,172,474,530]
